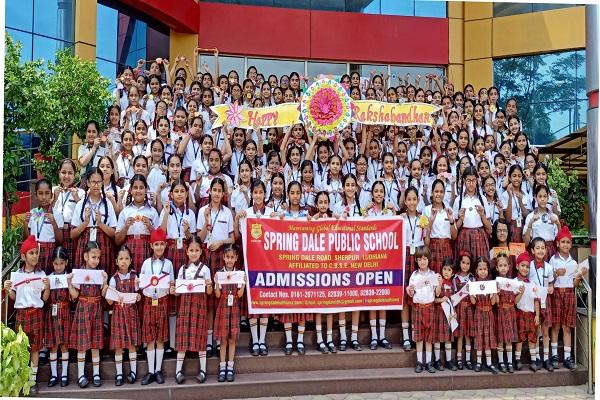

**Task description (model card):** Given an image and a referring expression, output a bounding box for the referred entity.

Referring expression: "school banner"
[211,103,301,129]
[241,217,405,314]
[351,101,441,127]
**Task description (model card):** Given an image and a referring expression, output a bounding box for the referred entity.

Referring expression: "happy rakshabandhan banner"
[241,217,406,314]
[211,103,301,129]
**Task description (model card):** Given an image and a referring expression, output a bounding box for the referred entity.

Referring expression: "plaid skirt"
[166,239,188,314]
[110,303,141,349]
[214,288,242,342]
[125,235,151,274]
[16,308,44,352]
[540,295,553,327]
[75,228,114,275]
[404,251,415,306]
[176,294,208,352]
[70,296,103,351]
[429,238,453,274]
[411,303,435,343]
[455,300,473,338]
[509,220,523,243]
[472,307,497,350]
[545,240,557,262]
[433,304,452,343]
[496,305,518,343]
[456,228,489,262]
[197,197,210,209]
[141,296,170,343]
[38,241,56,274]
[552,288,576,328]
[182,167,191,182]
[280,313,313,324]
[517,310,538,343]
[61,223,76,271]
[44,289,71,348]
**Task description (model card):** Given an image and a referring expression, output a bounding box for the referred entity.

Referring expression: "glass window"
[388,65,445,88]
[493,50,586,145]
[199,54,245,80]
[96,3,118,62]
[32,36,69,63]
[96,58,118,90]
[415,0,446,18]
[381,0,413,16]
[7,28,33,62]
[33,0,74,41]
[349,64,387,88]
[6,0,33,31]
[346,0,380,14]
[247,58,305,81]
[307,61,347,81]
[493,2,578,17]
[310,0,345,11]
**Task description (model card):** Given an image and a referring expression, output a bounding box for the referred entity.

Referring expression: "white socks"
[485,350,492,365]
[92,356,100,376]
[370,319,377,340]
[50,352,58,377]
[465,343,472,360]
[199,351,206,372]
[176,352,185,372]
[498,348,505,363]
[228,360,234,370]
[402,322,410,342]
[351,325,359,342]
[316,324,323,343]
[129,352,137,375]
[379,319,386,340]
[551,342,558,359]
[530,345,539,361]
[146,348,156,374]
[425,351,432,363]
[339,319,347,341]
[444,342,452,362]
[434,344,441,361]
[516,350,522,362]
[155,348,165,372]
[61,356,69,378]
[169,316,177,348]
[417,351,423,363]
[259,318,268,344]
[506,344,513,364]
[285,324,293,343]
[250,318,258,342]
[326,330,333,343]
[476,351,482,364]
[298,325,305,344]
[219,361,226,369]
[31,365,38,382]
[207,330,213,349]
[77,352,86,377]
[115,354,123,375]
[565,346,572,360]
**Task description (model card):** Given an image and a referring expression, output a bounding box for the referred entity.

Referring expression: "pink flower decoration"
[309,88,342,126]
[226,103,244,126]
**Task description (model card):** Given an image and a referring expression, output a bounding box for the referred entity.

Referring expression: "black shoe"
[530,360,540,372]
[543,359,554,372]
[164,346,176,358]
[402,339,412,351]
[92,374,102,387]
[284,342,293,355]
[251,342,260,356]
[206,345,214,358]
[215,344,221,354]
[240,319,249,331]
[317,342,328,354]
[370,339,378,350]
[433,360,444,371]
[226,368,235,382]
[39,350,49,365]
[551,355,560,369]
[379,338,392,349]
[296,342,306,355]
[155,370,165,384]
[498,362,507,373]
[507,362,515,373]
[516,361,523,371]
[175,371,185,385]
[351,340,362,351]
[339,339,347,352]
[474,363,482,372]
[564,357,577,371]
[487,364,499,374]
[30,383,38,395]
[48,376,59,387]
[60,375,69,387]
[465,361,473,370]
[425,362,436,373]
[78,375,89,388]
[218,368,226,382]
[415,362,424,373]
[327,341,337,354]
[141,373,155,385]
[115,374,124,386]
[196,370,206,383]
[456,360,464,370]
[446,360,457,371]
[259,343,268,356]
[126,371,136,384]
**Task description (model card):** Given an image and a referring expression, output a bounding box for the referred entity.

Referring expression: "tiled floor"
[236,384,594,400]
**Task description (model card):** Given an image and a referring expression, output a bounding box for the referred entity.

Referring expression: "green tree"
[546,157,585,231]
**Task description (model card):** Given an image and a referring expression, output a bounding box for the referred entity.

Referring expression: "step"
[36,365,587,400]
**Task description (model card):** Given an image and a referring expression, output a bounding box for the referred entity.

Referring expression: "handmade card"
[10,272,45,291]
[49,274,68,290]
[216,271,245,285]
[139,273,171,290]
[468,280,498,295]
[442,299,459,332]
[105,287,138,304]
[450,286,470,306]
[72,269,104,285]
[496,277,523,293]
[175,279,206,294]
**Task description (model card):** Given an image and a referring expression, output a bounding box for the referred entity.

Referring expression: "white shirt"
[516,280,537,313]
[159,206,197,239]
[197,205,234,244]
[12,269,46,309]
[120,109,151,132]
[501,190,532,222]
[367,158,383,182]
[178,262,211,281]
[550,253,578,289]
[28,207,63,243]
[230,187,251,214]
[147,165,167,195]
[283,164,302,187]
[189,157,210,181]
[523,211,559,241]
[140,257,174,298]
[528,260,555,288]
[52,187,85,225]
[483,198,501,225]
[71,197,118,229]
[422,205,451,239]
[319,178,344,206]
[117,204,159,235]
[409,269,438,304]
[332,200,362,217]
[116,153,135,181]
[182,138,203,169]
[244,206,275,218]
[452,194,484,229]
[229,148,245,178]
[77,144,107,175]
[404,213,425,248]
[109,271,138,290]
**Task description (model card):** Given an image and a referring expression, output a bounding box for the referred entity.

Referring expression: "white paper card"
[450,286,470,307]
[468,280,498,295]
[139,273,171,290]
[72,269,104,285]
[105,287,138,304]
[216,271,245,285]
[10,272,45,291]
[175,279,206,294]
[532,285,548,308]
[49,274,68,290]
[442,299,459,332]
[496,277,523,293]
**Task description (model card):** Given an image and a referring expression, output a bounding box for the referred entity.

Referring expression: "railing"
[575,275,594,394]
[2,255,22,326]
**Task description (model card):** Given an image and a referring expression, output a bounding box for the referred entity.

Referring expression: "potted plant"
[0,323,35,396]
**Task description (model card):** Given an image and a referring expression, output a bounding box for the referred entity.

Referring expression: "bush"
[546,157,586,231]
[0,324,34,396]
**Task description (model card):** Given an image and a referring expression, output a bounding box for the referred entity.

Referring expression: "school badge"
[251,223,263,240]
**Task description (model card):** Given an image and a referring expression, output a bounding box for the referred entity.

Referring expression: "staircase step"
[36,365,588,400]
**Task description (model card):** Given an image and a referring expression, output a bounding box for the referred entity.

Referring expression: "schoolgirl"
[404,126,422,163]
[154,116,177,160]
[114,67,133,110]
[147,139,167,195]
[52,159,84,265]
[115,174,160,273]
[433,258,455,370]
[482,176,503,227]
[69,242,109,388]
[484,134,498,161]
[133,120,151,157]
[188,133,213,191]
[115,130,136,186]
[445,139,459,177]
[71,169,117,274]
[156,154,184,212]
[423,179,457,273]
[332,173,362,218]
[214,244,245,382]
[428,155,456,207]
[342,138,357,176]
[318,154,345,206]
[139,228,175,385]
[4,235,50,394]
[228,127,247,179]
[229,160,253,214]
[407,246,440,373]
[493,153,509,195]
[78,120,108,176]
[171,107,189,144]
[514,252,541,371]
[27,179,63,273]
[512,132,530,169]
[149,100,169,142]
[106,105,123,154]
[456,130,475,164]
[298,160,317,211]
[453,166,492,260]
[453,251,475,370]
[173,234,212,384]
[265,172,287,213]
[121,85,151,131]
[523,185,560,260]
[306,137,332,188]
[406,159,427,210]
[378,152,402,212]
[355,154,373,207]
[107,246,141,386]
[469,103,493,142]
[501,164,532,243]
[495,252,521,373]
[44,247,71,387]
[281,144,303,186]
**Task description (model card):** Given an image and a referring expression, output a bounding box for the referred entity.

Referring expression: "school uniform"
[332,200,362,217]
[515,277,538,343]
[409,269,437,343]
[109,271,141,349]
[313,162,329,189]
[496,284,519,343]
[230,186,251,214]
[161,206,197,276]
[406,142,421,163]
[44,272,71,349]
[524,211,559,261]
[342,160,356,177]
[77,144,107,176]
[422,205,453,274]
[117,204,160,273]
[190,157,210,183]
[115,153,135,187]
[319,177,344,206]
[214,268,243,342]
[13,269,46,352]
[228,148,245,179]
[70,274,104,351]
[194,173,234,209]
[529,260,554,327]
[471,287,497,351]
[453,194,489,261]
[500,190,532,243]
[452,274,474,338]
[182,138,203,179]
[283,164,302,187]
[403,213,425,285]
[426,177,453,208]
[28,207,63,274]
[367,158,383,182]
[52,187,85,268]
[132,142,150,158]
[550,254,577,328]
[380,177,402,212]
[483,197,501,226]
[140,257,174,343]
[175,263,211,352]
[147,165,167,195]
[197,205,234,274]
[120,109,151,132]
[433,279,454,343]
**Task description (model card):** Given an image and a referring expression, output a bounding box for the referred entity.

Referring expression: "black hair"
[85,241,101,253]
[491,218,512,247]
[249,179,267,207]
[457,165,485,211]
[35,178,52,192]
[125,174,149,206]
[115,245,134,273]
[79,168,110,224]
[51,246,69,262]
[268,172,287,205]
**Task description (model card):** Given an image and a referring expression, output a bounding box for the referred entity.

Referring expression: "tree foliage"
[0,324,34,397]
[546,157,585,232]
